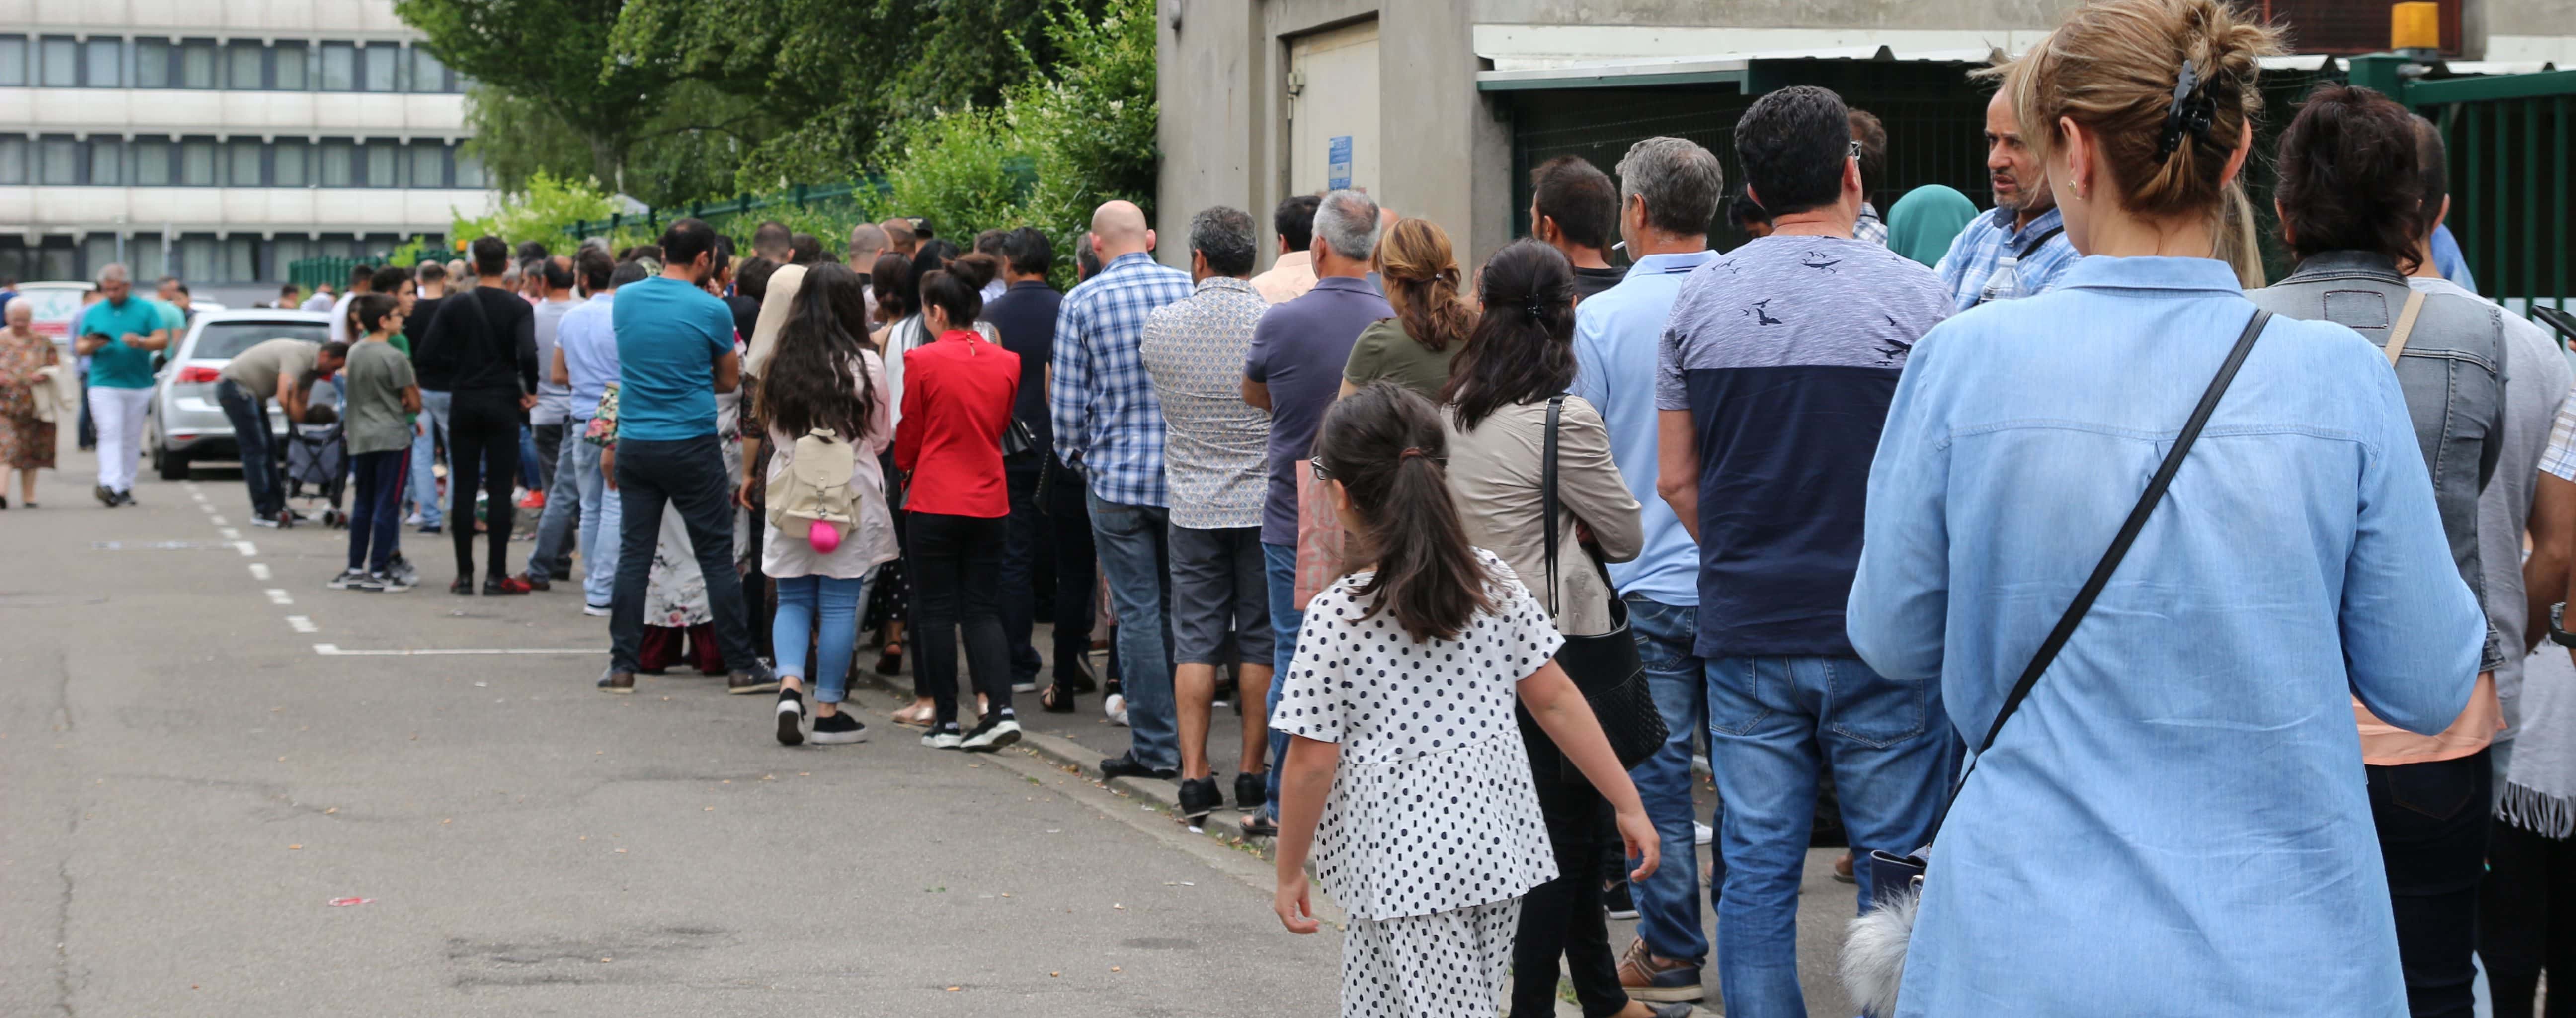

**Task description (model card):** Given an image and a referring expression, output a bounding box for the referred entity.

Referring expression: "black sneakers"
[1604,879,1639,920]
[727,663,781,695]
[960,713,1022,753]
[810,711,869,745]
[1099,755,1177,781]
[1235,772,1266,812]
[328,568,371,591]
[921,723,964,750]
[776,688,806,747]
[1178,777,1222,826]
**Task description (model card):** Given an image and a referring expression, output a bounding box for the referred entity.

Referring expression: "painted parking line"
[248,563,272,580]
[218,528,241,540]
[235,541,257,557]
[210,514,228,525]
[265,589,294,605]
[285,616,318,633]
[198,503,214,514]
[311,644,601,657]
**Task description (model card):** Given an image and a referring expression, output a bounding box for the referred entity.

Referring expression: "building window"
[229,140,262,186]
[179,40,216,89]
[132,138,171,186]
[360,44,396,92]
[83,236,117,277]
[38,137,77,184]
[272,237,310,272]
[84,38,120,88]
[320,140,353,186]
[226,41,263,90]
[129,236,164,278]
[412,47,449,93]
[135,38,169,88]
[0,36,26,87]
[273,41,307,90]
[320,43,354,91]
[409,141,447,188]
[179,237,217,282]
[365,140,396,187]
[224,237,256,283]
[0,137,25,184]
[455,148,485,189]
[39,36,76,87]
[273,139,309,186]
[180,139,217,186]
[88,138,121,185]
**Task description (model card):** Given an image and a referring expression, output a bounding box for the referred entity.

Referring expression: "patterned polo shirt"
[1139,276,1273,531]
[1049,251,1194,507]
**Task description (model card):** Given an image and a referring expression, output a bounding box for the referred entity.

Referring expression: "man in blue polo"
[1239,188,1392,831]
[73,264,172,506]
[1571,135,1725,1006]
[1933,87,2080,310]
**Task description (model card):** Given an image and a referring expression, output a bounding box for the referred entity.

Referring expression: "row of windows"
[2,233,434,286]
[0,136,485,189]
[0,35,464,93]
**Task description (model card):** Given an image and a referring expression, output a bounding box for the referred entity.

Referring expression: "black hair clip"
[1522,295,1547,320]
[2158,58,2216,160]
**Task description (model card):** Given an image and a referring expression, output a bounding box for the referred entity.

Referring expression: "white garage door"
[1288,19,1380,197]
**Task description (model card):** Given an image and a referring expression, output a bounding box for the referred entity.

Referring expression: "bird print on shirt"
[1743,299,1783,326]
[1799,251,1842,273]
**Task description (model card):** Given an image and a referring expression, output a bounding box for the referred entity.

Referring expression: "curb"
[854,672,1281,861]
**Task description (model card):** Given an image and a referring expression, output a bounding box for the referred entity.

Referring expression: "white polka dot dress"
[1271,549,1565,1017]
[1344,898,1523,1018]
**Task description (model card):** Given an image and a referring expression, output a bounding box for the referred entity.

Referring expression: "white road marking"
[197,503,214,514]
[285,616,318,633]
[209,514,228,525]
[265,589,294,605]
[248,563,272,580]
[311,645,602,656]
[218,527,241,539]
[234,541,257,557]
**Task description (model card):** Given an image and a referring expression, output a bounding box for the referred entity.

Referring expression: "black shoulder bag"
[1841,310,2270,1017]
[1524,394,1668,782]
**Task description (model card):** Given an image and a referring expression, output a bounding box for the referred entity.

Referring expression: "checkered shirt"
[1050,251,1195,507]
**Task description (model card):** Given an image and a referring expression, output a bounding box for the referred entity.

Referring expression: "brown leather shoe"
[1617,937,1705,1002]
[597,669,635,694]
[726,666,780,695]
[1834,849,1858,884]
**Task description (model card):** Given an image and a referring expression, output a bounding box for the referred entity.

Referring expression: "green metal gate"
[2350,57,2571,314]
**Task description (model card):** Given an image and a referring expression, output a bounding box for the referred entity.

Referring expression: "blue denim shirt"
[1848,256,2483,1017]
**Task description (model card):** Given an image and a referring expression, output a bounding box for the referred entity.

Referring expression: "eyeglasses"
[1309,455,1334,481]
[1849,139,1863,161]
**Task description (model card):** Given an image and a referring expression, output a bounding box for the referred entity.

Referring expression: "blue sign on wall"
[1328,135,1352,191]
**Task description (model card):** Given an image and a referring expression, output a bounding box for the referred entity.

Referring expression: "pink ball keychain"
[807,519,841,553]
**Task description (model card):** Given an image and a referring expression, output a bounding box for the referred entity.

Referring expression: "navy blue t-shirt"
[1656,236,1951,658]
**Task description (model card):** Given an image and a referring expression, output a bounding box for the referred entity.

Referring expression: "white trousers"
[89,386,154,493]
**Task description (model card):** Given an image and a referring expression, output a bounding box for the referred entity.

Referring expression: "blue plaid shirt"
[1051,252,1194,506]
[1932,205,2079,312]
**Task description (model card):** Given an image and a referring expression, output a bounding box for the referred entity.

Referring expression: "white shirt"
[327,291,359,345]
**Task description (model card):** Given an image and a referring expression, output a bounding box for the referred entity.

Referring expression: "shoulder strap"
[2383,290,2427,365]
[2016,225,2066,260]
[1541,396,1563,618]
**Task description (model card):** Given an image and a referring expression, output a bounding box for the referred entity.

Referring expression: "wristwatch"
[2551,602,2576,648]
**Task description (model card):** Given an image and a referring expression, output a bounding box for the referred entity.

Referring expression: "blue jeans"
[526,430,584,583]
[569,436,621,607]
[1704,654,1954,1018]
[1087,491,1177,770]
[407,389,452,526]
[346,449,406,573]
[1261,541,1303,819]
[515,424,542,491]
[1624,594,1716,966]
[214,379,282,518]
[774,572,874,704]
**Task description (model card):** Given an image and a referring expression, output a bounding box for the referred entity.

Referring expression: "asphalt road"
[4,441,1866,1017]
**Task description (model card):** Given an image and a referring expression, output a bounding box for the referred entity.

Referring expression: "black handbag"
[1843,311,2271,1016]
[1525,394,1667,780]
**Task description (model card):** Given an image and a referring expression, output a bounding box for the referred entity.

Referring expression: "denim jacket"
[2249,251,2508,669]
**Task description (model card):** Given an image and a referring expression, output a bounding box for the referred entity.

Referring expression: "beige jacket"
[1442,396,1642,636]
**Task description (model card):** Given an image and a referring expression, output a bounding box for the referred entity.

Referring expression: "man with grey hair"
[1137,205,1276,826]
[71,263,172,505]
[1237,187,1392,832]
[1573,134,1727,1004]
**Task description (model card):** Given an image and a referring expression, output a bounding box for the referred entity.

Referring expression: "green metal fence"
[559,178,891,241]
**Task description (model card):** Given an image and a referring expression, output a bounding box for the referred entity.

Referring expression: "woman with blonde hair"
[1341,217,1476,400]
[1846,0,2484,1014]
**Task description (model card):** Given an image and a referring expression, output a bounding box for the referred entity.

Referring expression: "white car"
[144,309,333,480]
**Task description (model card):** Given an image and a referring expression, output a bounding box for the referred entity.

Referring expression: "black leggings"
[1513,759,1628,1018]
[909,511,1012,726]
[446,390,522,582]
[2482,820,2576,1018]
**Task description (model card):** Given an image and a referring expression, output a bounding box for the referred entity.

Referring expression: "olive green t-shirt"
[342,339,417,456]
[1341,319,1460,401]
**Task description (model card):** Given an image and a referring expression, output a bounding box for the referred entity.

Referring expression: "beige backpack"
[766,427,860,532]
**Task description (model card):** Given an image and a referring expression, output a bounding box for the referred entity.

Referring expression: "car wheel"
[157,445,190,481]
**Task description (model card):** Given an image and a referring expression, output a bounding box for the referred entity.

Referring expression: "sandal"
[889,700,935,727]
[1039,684,1077,714]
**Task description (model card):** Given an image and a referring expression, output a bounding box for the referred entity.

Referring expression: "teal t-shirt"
[609,276,736,441]
[79,297,165,389]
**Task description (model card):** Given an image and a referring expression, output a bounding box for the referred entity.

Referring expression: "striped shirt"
[1050,251,1194,507]
[1932,205,2079,312]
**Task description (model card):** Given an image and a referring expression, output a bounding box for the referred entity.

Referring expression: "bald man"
[880,218,920,257]
[1049,199,1195,779]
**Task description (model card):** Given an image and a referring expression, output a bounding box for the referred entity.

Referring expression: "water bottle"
[1979,254,2025,304]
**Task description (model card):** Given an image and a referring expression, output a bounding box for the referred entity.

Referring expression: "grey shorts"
[1167,523,1275,666]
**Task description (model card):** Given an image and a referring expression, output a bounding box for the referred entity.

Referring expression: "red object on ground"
[517,489,547,509]
[328,897,374,907]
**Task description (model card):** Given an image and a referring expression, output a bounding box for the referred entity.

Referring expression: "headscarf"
[744,262,808,377]
[1886,185,1982,268]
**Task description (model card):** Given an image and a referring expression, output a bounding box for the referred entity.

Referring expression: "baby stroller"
[284,412,349,528]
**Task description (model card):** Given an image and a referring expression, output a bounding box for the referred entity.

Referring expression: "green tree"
[460,82,774,206]
[396,0,681,193]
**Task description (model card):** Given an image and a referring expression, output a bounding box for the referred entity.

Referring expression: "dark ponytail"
[1317,382,1492,642]
[1443,238,1577,431]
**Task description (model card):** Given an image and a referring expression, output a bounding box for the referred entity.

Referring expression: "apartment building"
[0,0,494,305]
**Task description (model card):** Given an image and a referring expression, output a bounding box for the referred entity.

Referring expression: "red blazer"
[893,329,1020,518]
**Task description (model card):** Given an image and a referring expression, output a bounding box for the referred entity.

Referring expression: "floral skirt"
[0,412,54,470]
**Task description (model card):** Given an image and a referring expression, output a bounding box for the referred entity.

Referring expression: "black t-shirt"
[406,295,448,389]
[415,288,538,397]
[724,294,761,355]
[1573,264,1628,301]
[982,280,1063,454]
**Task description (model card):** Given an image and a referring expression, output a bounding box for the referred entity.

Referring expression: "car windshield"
[192,322,329,360]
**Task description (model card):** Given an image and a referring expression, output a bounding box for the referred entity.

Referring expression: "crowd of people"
[11,0,2575,1014]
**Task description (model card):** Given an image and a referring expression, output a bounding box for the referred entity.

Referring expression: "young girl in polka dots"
[1270,382,1661,1018]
